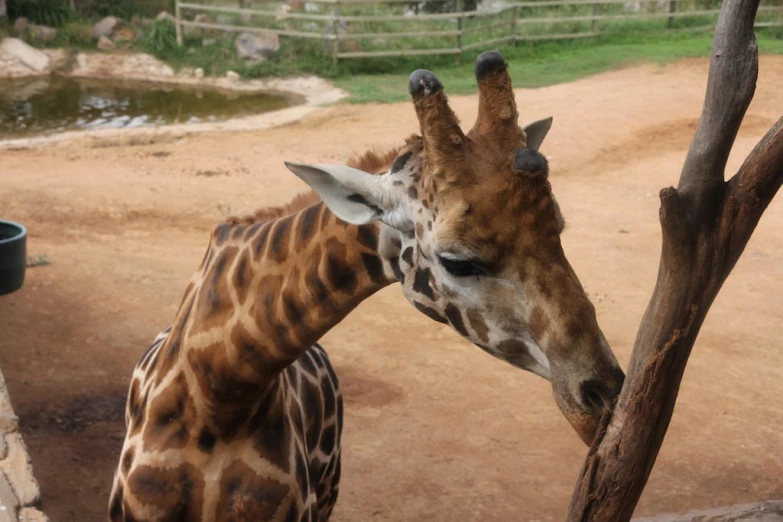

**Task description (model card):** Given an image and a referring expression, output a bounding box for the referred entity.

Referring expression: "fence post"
[331,0,341,66]
[175,0,183,46]
[591,2,599,32]
[456,0,464,64]
[510,5,518,46]
[667,0,676,28]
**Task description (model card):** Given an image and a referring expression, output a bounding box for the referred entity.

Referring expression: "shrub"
[77,0,170,19]
[143,18,178,57]
[7,0,73,27]
[55,20,93,47]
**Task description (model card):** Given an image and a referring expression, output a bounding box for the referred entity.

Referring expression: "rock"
[202,38,216,46]
[0,37,50,72]
[0,470,20,517]
[226,70,240,81]
[194,67,204,78]
[97,35,115,51]
[155,11,176,23]
[634,501,783,522]
[0,433,41,506]
[13,17,29,35]
[76,52,88,68]
[113,28,135,43]
[92,16,119,39]
[30,24,58,42]
[148,63,173,77]
[276,4,291,21]
[234,31,280,63]
[185,13,215,38]
[18,508,48,522]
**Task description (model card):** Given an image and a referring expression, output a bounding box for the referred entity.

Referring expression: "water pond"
[0,76,298,139]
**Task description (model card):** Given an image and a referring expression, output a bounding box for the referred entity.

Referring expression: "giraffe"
[109,51,625,521]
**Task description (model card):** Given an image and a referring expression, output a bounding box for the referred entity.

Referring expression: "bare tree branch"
[565,0,783,519]
[678,0,759,212]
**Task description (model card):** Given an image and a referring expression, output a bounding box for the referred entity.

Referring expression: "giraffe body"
[111,51,626,521]
[113,331,343,521]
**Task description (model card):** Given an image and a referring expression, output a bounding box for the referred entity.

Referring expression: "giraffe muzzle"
[578,371,624,414]
[555,364,626,445]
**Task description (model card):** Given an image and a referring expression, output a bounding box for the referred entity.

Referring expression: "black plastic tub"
[0,220,27,295]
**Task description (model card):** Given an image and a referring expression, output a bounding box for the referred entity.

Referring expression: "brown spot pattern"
[444,305,469,336]
[269,214,295,262]
[467,310,490,343]
[126,463,205,521]
[322,238,358,294]
[214,458,292,519]
[143,372,197,453]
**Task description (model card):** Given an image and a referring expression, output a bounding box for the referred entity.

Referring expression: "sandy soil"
[1,56,782,522]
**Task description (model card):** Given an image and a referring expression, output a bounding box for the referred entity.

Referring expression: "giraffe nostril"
[579,379,616,413]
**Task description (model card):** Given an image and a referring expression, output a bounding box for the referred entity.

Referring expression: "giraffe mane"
[227,137,418,225]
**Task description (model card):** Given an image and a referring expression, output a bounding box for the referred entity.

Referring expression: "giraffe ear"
[522,117,553,152]
[284,162,404,226]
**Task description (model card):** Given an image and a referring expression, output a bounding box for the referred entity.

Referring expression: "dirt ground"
[1,56,782,522]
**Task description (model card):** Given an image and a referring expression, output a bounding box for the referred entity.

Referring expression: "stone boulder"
[634,501,783,521]
[97,35,115,51]
[184,13,216,38]
[13,17,29,35]
[155,11,176,23]
[0,37,50,72]
[92,16,119,39]
[234,31,280,63]
[195,13,215,25]
[30,25,57,43]
[113,28,135,43]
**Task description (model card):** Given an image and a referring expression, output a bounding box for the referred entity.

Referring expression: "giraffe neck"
[158,201,401,419]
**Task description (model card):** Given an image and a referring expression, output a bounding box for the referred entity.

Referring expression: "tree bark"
[566,0,783,519]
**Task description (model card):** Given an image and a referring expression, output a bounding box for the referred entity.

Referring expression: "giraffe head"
[286,51,623,444]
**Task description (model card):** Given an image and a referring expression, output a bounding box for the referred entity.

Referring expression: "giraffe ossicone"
[110,50,624,521]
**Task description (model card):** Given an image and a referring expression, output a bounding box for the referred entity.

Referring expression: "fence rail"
[174,0,783,62]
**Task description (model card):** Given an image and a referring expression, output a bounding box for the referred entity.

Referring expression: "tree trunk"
[566,0,783,519]
[0,0,7,18]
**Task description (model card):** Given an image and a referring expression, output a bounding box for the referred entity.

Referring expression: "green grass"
[334,31,783,104]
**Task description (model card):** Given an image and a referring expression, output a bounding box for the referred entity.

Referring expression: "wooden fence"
[174,0,783,62]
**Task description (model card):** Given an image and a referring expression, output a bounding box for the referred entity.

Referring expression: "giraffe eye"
[438,255,487,277]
